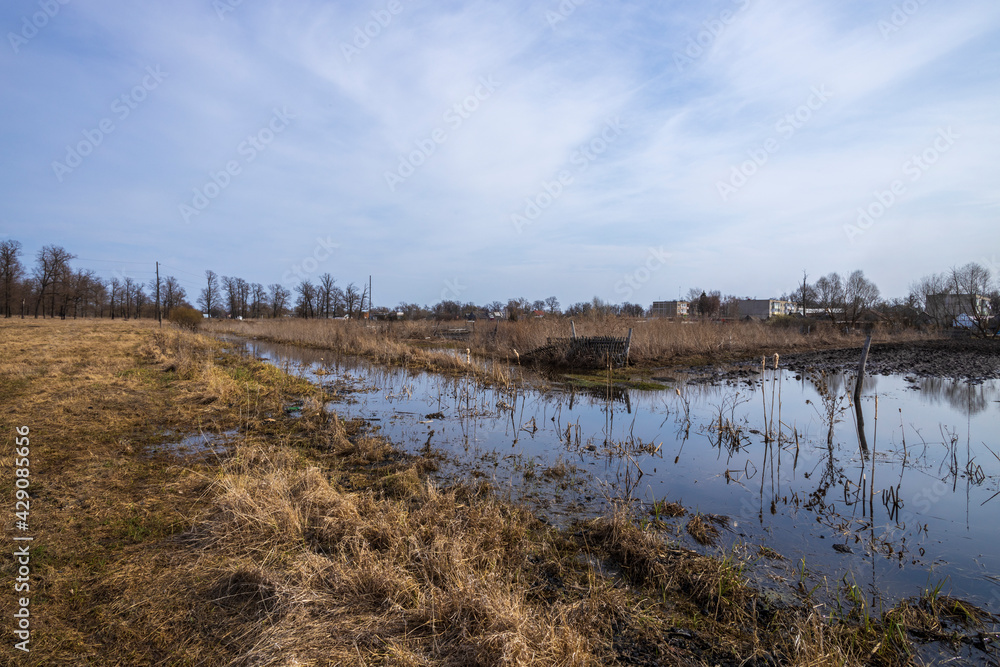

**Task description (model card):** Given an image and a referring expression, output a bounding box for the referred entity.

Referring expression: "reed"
[204,317,932,373]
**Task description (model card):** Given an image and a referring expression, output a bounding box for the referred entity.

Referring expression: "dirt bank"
[678,338,1000,384]
[780,338,1000,382]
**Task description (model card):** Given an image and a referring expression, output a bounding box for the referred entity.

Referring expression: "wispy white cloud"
[1,0,997,305]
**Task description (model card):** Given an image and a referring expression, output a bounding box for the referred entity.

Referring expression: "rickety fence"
[530,322,633,367]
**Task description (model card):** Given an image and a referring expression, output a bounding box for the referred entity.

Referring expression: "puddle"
[222,336,1000,619]
[150,429,239,457]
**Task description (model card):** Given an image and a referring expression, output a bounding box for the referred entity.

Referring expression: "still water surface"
[229,336,1000,615]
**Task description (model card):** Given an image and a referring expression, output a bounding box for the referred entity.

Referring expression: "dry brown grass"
[0,318,986,666]
[205,316,933,375]
[685,513,722,547]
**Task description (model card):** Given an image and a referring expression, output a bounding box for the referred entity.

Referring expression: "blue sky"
[1,0,998,308]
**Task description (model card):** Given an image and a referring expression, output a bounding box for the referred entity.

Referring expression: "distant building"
[650,300,689,318]
[735,299,794,319]
[926,294,991,322]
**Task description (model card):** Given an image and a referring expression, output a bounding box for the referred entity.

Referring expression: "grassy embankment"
[204,317,934,390]
[0,318,987,665]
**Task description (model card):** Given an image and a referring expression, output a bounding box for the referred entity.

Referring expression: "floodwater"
[227,336,1000,618]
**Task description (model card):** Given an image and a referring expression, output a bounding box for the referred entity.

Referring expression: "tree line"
[0,241,188,319]
[2,240,997,333]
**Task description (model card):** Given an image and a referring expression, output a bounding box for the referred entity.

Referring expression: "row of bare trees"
[0,241,190,319]
[783,265,999,333]
[195,271,371,320]
[3,239,997,332]
[289,275,367,319]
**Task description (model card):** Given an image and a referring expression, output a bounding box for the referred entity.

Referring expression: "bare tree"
[68,269,99,318]
[221,276,238,318]
[344,283,360,319]
[162,276,185,317]
[433,300,461,320]
[295,280,316,318]
[0,240,24,318]
[268,283,291,318]
[198,270,220,317]
[843,270,880,329]
[134,283,148,318]
[109,277,121,319]
[685,287,703,304]
[122,276,137,319]
[236,278,250,319]
[505,297,530,321]
[318,273,336,318]
[544,296,560,314]
[948,262,993,335]
[331,286,345,317]
[250,283,267,319]
[33,245,75,317]
[814,272,844,322]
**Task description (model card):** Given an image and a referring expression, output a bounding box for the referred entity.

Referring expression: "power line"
[75,257,152,265]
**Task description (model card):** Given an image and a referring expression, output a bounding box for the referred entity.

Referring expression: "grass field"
[203,316,933,374]
[0,318,986,665]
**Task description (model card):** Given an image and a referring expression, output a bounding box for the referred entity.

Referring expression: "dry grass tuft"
[686,513,721,546]
[652,500,687,518]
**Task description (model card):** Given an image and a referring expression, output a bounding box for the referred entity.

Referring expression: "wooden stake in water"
[854,334,872,405]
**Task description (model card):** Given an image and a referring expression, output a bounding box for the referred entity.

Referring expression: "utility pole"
[801,270,808,317]
[155,261,161,326]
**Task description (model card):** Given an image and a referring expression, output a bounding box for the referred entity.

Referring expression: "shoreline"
[2,319,997,665]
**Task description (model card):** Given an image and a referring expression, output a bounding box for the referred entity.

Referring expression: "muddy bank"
[682,338,1000,384]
